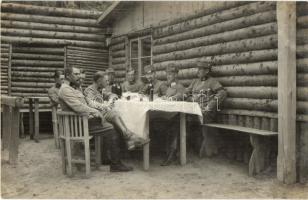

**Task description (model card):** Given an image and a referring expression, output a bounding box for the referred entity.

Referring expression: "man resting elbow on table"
[58,67,147,172]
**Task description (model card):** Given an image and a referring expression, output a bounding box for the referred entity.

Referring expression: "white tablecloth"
[113,100,203,138]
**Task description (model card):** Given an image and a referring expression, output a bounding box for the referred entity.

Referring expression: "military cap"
[196,61,212,69]
[106,67,115,74]
[144,65,153,74]
[166,64,179,73]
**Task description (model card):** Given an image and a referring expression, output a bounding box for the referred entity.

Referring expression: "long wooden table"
[114,100,203,170]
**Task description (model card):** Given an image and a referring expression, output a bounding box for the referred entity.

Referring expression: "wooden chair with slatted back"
[57,111,112,177]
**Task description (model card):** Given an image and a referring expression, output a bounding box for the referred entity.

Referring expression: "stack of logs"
[1,44,12,95]
[1,3,106,48]
[109,36,127,83]
[152,2,281,132]
[65,46,109,88]
[296,2,308,184]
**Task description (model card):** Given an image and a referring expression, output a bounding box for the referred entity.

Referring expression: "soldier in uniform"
[159,65,186,166]
[140,65,168,97]
[48,70,64,107]
[122,69,144,93]
[105,67,123,97]
[185,61,227,156]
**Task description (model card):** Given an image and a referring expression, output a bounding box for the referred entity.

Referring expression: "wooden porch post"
[277,2,297,184]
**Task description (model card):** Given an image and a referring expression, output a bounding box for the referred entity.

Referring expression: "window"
[130,36,152,79]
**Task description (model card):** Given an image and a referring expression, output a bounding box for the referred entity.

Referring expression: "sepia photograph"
[1,0,308,199]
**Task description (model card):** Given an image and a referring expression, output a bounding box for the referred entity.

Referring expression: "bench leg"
[60,139,66,175]
[143,143,149,171]
[249,135,266,176]
[84,138,91,177]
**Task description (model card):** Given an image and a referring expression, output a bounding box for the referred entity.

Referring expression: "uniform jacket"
[141,79,168,97]
[165,81,186,100]
[122,80,144,93]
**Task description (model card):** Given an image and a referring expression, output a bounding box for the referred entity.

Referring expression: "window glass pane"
[131,59,138,74]
[131,40,138,59]
[141,37,151,57]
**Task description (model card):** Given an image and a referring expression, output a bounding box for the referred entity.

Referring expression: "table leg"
[143,113,150,170]
[180,113,186,165]
[20,113,25,138]
[34,99,39,142]
[29,98,34,140]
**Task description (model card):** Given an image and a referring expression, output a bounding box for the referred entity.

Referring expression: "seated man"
[48,70,64,107]
[84,71,149,150]
[140,65,168,98]
[185,61,227,155]
[122,69,144,93]
[159,65,186,166]
[58,66,133,172]
[105,68,122,98]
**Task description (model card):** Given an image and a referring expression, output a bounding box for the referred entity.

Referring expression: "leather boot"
[161,148,177,166]
[112,116,150,150]
[110,161,133,172]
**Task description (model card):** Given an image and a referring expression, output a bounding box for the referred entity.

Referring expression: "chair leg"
[60,139,66,175]
[65,138,73,177]
[84,138,91,177]
[95,136,101,169]
[143,142,150,171]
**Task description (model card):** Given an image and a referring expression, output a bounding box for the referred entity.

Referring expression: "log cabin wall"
[296,2,308,184]
[1,44,12,95]
[65,46,109,89]
[152,2,279,133]
[109,36,127,83]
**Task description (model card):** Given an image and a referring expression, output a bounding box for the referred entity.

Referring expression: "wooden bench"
[201,123,278,176]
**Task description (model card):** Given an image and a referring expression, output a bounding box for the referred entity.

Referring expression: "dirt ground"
[1,136,308,199]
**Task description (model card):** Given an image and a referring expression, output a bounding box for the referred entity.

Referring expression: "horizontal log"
[297,44,308,58]
[298,87,308,101]
[297,73,308,86]
[298,101,308,114]
[115,71,126,77]
[153,35,277,63]
[220,109,277,118]
[1,13,99,27]
[225,86,277,99]
[297,16,308,28]
[1,20,105,35]
[11,77,54,82]
[11,87,49,93]
[215,75,277,86]
[11,66,63,72]
[66,46,108,54]
[223,98,277,112]
[66,49,108,56]
[66,55,107,63]
[154,2,276,38]
[1,3,102,19]
[66,58,105,67]
[153,22,277,55]
[110,36,126,46]
[154,10,276,45]
[13,47,64,54]
[297,58,308,73]
[1,53,9,58]
[66,52,108,60]
[1,36,105,48]
[153,49,278,71]
[297,114,308,122]
[297,29,308,45]
[112,64,127,71]
[111,50,126,58]
[12,53,63,61]
[12,60,63,67]
[1,28,105,42]
[211,61,277,76]
[112,57,126,65]
[65,63,108,71]
[110,42,126,52]
[11,92,48,97]
[12,71,54,78]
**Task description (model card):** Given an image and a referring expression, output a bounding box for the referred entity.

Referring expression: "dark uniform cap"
[144,65,153,74]
[106,68,115,74]
[166,64,179,73]
[197,61,212,69]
